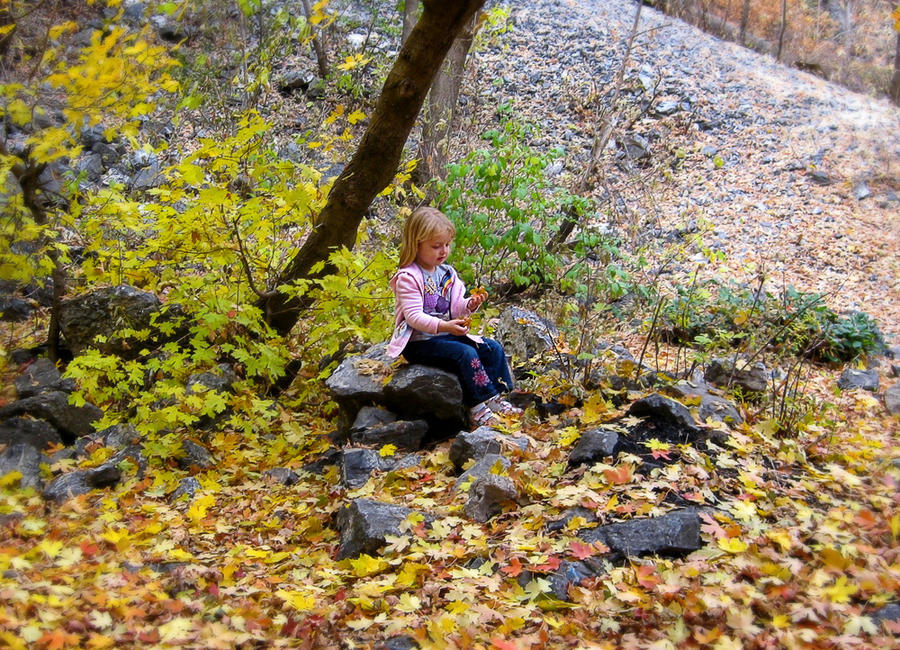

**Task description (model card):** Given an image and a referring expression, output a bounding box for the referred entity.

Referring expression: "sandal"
[486,395,523,416]
[468,401,497,428]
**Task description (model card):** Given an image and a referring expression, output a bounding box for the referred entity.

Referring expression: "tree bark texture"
[776,0,787,61]
[891,31,900,106]
[415,12,477,183]
[300,0,329,79]
[259,0,486,337]
[401,0,420,46]
[738,0,750,44]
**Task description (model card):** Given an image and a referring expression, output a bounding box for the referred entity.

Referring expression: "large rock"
[885,383,900,416]
[340,449,421,488]
[73,423,141,458]
[663,379,743,427]
[335,498,416,560]
[326,344,394,406]
[383,365,465,422]
[349,419,428,451]
[464,473,517,522]
[454,453,510,490]
[0,391,102,443]
[43,463,122,503]
[577,509,703,559]
[494,306,559,364]
[14,358,75,398]
[705,358,768,393]
[568,428,621,468]
[0,417,63,451]
[626,393,699,435]
[0,443,45,489]
[59,285,186,358]
[449,426,529,472]
[837,368,879,392]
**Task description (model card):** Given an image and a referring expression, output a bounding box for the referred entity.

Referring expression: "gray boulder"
[170,476,201,501]
[0,417,63,451]
[545,506,598,533]
[0,443,45,489]
[544,560,600,601]
[350,419,428,451]
[15,358,74,398]
[74,424,141,458]
[326,344,394,410]
[494,306,559,364]
[578,509,703,559]
[340,448,421,489]
[59,285,186,358]
[871,603,900,628]
[384,365,465,422]
[351,406,397,431]
[626,393,698,434]
[663,379,743,427]
[838,368,879,392]
[454,453,510,490]
[449,426,529,472]
[464,473,517,522]
[43,463,122,503]
[177,439,215,470]
[568,428,621,468]
[264,467,300,486]
[0,391,102,443]
[335,498,416,559]
[705,358,768,393]
[885,383,900,416]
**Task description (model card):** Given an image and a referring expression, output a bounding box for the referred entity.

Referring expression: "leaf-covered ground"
[3,0,900,648]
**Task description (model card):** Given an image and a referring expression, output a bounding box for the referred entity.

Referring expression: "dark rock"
[59,285,187,358]
[43,463,122,503]
[626,393,698,433]
[578,509,703,559]
[278,70,316,94]
[0,391,102,443]
[375,636,418,650]
[619,134,651,160]
[464,473,517,522]
[186,364,238,395]
[698,394,743,426]
[494,306,559,365]
[545,560,600,600]
[545,506,598,533]
[853,182,871,200]
[808,170,831,185]
[335,498,416,560]
[265,467,300,486]
[384,365,466,422]
[0,417,63,451]
[326,343,393,411]
[306,79,326,100]
[302,448,342,474]
[449,426,529,472]
[351,406,397,431]
[178,439,214,470]
[655,100,680,115]
[0,443,44,489]
[170,476,201,501]
[454,453,510,490]
[340,448,420,489]
[14,358,74,398]
[884,383,900,416]
[74,152,105,183]
[350,419,428,451]
[837,368,879,392]
[705,358,768,393]
[871,602,900,627]
[73,423,141,457]
[568,428,620,468]
[0,297,33,322]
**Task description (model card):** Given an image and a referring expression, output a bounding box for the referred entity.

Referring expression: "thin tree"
[258,0,486,337]
[401,0,420,46]
[300,0,329,79]
[415,12,478,183]
[891,6,900,105]
[738,0,750,45]
[776,0,787,61]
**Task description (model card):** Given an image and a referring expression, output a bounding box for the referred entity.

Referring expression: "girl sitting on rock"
[386,206,521,428]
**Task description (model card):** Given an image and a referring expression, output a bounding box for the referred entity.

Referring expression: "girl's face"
[415,231,453,271]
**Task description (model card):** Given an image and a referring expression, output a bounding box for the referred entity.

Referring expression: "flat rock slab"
[464,473,517,522]
[838,368,879,392]
[577,509,703,559]
[0,391,102,443]
[568,427,621,468]
[449,426,529,472]
[0,443,44,489]
[335,498,417,560]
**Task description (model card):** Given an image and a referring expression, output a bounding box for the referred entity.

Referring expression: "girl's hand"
[467,288,488,311]
[439,319,471,336]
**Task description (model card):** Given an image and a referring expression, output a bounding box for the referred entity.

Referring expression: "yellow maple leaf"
[348,553,389,577]
[347,109,366,124]
[276,589,316,611]
[824,576,858,604]
[717,537,748,554]
[379,444,397,457]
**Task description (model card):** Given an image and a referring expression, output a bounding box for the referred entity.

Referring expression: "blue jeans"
[403,335,513,407]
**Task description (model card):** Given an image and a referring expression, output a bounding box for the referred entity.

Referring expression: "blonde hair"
[398,206,456,267]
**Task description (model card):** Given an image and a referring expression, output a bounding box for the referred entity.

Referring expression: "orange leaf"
[570,541,597,560]
[492,639,518,650]
[603,464,633,485]
[500,557,523,577]
[533,556,561,572]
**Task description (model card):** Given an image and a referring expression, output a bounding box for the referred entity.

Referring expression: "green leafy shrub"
[434,118,591,291]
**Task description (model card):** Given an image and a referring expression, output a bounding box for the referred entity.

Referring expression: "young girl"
[386,206,521,428]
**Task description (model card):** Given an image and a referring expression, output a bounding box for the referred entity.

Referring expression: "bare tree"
[300,0,329,79]
[891,30,900,106]
[258,0,486,337]
[776,0,787,61]
[401,0,420,46]
[739,0,750,44]
[415,12,478,183]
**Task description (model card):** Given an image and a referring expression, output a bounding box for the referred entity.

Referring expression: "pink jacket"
[386,263,482,358]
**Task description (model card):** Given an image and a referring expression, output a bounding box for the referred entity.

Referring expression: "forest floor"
[2,1,900,649]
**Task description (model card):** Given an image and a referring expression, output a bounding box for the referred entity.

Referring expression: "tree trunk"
[258,0,486,337]
[739,0,750,45]
[415,12,477,183]
[401,0,420,46]
[300,0,329,79]
[891,32,900,106]
[776,0,787,61]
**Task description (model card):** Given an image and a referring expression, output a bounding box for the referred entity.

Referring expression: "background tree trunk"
[401,0,420,46]
[739,0,750,45]
[300,0,329,79]
[414,13,477,184]
[776,0,787,61]
[890,31,900,106]
[258,0,486,337]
